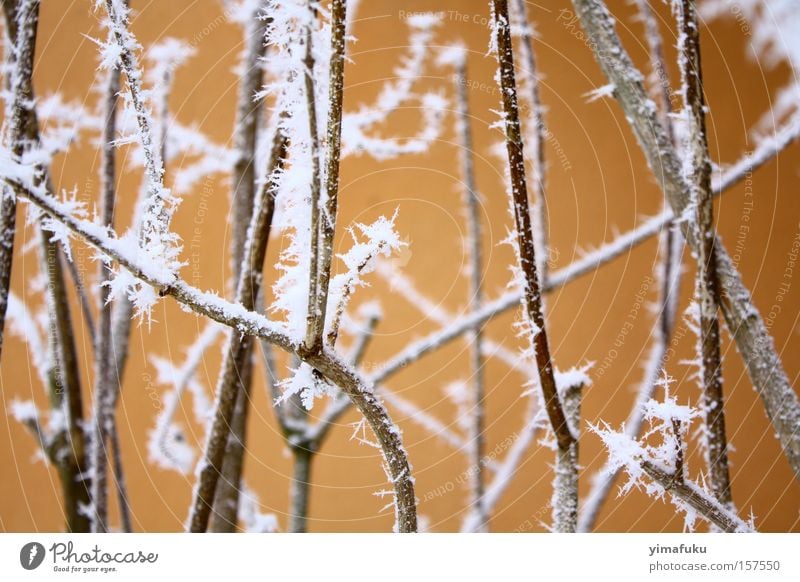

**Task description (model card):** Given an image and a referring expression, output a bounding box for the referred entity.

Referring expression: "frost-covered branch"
[101,0,177,265]
[452,50,488,529]
[8,172,418,532]
[570,0,800,478]
[2,0,90,532]
[552,377,584,532]
[303,0,324,352]
[677,0,731,507]
[591,391,753,532]
[188,125,287,533]
[312,0,347,352]
[0,0,37,358]
[578,0,685,534]
[212,4,269,534]
[490,0,574,455]
[90,25,125,533]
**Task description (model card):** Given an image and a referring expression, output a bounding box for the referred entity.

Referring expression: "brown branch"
[491,0,574,453]
[678,0,732,507]
[512,0,550,279]
[211,7,269,534]
[312,0,348,352]
[188,128,287,533]
[304,0,323,351]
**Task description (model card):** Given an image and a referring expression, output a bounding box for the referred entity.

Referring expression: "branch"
[108,421,132,532]
[102,0,174,248]
[212,5,269,534]
[491,0,573,453]
[313,0,347,351]
[453,53,487,529]
[579,0,685,535]
[570,0,800,478]
[9,174,418,532]
[677,0,731,506]
[512,0,550,278]
[188,127,287,533]
[304,0,323,351]
[90,39,124,534]
[640,461,748,532]
[552,381,582,532]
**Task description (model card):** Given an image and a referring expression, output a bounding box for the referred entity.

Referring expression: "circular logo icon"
[19,542,45,570]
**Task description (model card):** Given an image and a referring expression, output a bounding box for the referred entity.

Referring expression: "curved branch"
[9,175,418,534]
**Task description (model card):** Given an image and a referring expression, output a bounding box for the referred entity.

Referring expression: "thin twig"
[454,54,487,530]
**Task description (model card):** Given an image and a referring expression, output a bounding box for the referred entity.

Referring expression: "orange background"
[1,0,799,532]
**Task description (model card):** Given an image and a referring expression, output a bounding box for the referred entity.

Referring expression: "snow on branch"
[590,385,753,532]
[569,0,800,478]
[98,0,182,311]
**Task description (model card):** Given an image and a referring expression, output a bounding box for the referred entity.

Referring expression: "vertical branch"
[0,0,18,359]
[311,0,347,350]
[187,129,288,533]
[511,0,550,279]
[303,0,323,351]
[2,0,90,532]
[211,6,269,534]
[490,0,574,452]
[453,56,487,530]
[552,382,582,532]
[677,0,731,506]
[90,53,123,535]
[288,444,313,532]
[108,421,132,532]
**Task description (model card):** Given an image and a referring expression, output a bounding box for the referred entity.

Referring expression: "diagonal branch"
[570,0,800,478]
[8,173,418,533]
